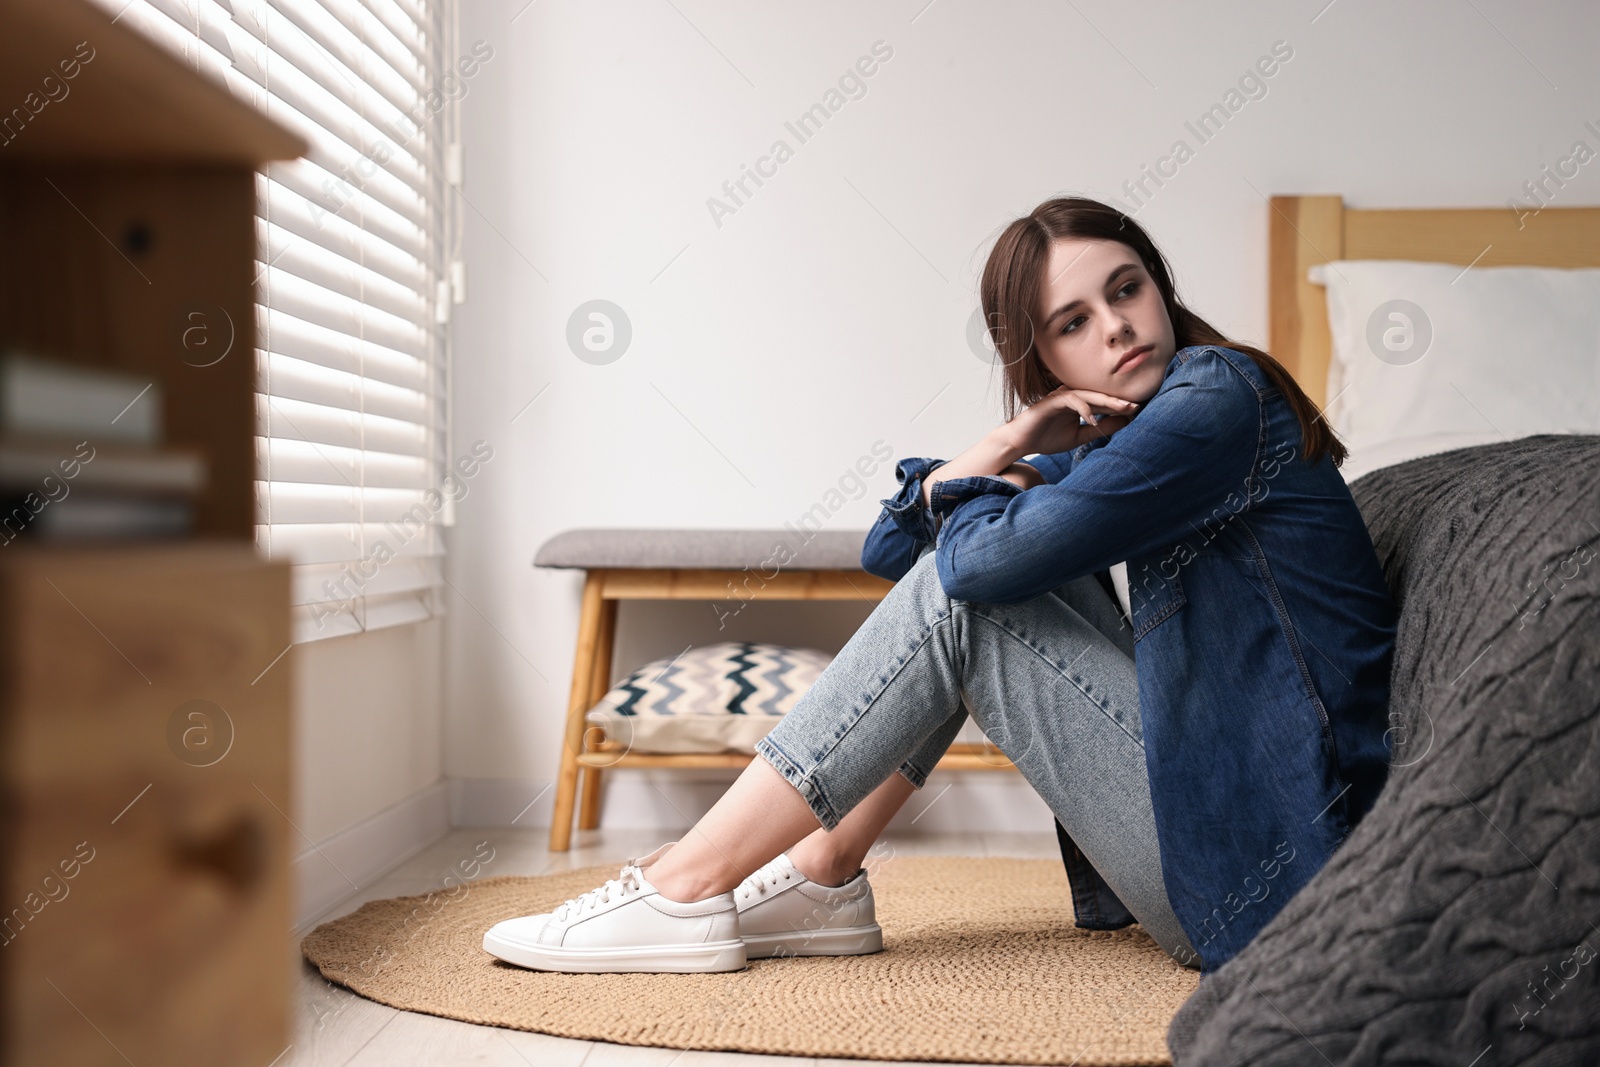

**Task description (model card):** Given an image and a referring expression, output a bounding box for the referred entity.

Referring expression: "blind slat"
[259,219,427,324]
[244,77,431,210]
[256,177,428,293]
[289,556,441,606]
[259,352,430,426]
[262,272,429,361]
[252,12,423,121]
[257,522,439,563]
[258,311,430,392]
[259,482,443,526]
[293,590,438,643]
[271,0,431,97]
[257,438,434,491]
[258,394,430,455]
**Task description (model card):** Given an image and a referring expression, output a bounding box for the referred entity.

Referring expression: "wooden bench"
[534,528,1017,851]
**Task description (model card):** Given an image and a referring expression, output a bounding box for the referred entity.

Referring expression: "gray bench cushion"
[533,528,873,571]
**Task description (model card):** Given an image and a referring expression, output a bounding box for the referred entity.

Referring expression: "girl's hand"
[1006,386,1139,457]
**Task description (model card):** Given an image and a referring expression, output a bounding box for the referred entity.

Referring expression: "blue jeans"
[753,549,1199,967]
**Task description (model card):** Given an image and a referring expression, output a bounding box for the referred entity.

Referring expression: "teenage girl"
[483,196,1396,976]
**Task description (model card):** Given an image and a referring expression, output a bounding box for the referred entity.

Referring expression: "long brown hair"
[979,196,1345,467]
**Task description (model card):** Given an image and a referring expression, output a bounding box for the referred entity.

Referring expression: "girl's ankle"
[788,853,858,888]
[646,866,724,903]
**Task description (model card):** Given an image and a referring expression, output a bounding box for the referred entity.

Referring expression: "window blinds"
[100,0,456,643]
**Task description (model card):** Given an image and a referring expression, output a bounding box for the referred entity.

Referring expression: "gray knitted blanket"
[1167,434,1600,1066]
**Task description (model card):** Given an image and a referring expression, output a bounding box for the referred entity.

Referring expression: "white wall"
[291,619,447,925]
[294,621,443,843]
[443,0,1600,834]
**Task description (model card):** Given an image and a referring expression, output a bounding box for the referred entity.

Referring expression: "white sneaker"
[735,852,883,959]
[481,841,747,973]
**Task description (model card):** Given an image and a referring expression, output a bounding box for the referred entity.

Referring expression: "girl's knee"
[905,550,953,603]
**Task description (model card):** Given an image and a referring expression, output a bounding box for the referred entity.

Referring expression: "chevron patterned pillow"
[584,641,834,754]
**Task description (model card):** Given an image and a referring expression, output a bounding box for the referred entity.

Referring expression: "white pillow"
[1308,259,1600,481]
[585,641,833,755]
[585,639,999,756]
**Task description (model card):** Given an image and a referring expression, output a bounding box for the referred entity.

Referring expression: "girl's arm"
[929,350,1260,605]
[861,456,944,581]
[917,429,1027,508]
[861,454,1044,582]
[921,388,1138,507]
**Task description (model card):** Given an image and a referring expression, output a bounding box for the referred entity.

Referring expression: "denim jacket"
[861,345,1397,973]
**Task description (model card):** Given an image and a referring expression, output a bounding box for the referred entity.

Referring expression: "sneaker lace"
[552,863,644,922]
[738,858,796,902]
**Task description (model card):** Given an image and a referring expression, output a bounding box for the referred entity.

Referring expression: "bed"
[1166,197,1600,1065]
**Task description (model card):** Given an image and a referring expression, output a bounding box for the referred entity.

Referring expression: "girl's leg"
[641,737,924,901]
[642,545,962,902]
[755,551,1194,964]
[644,549,1194,966]
[643,600,972,903]
[761,568,1130,893]
[638,756,830,901]
[786,770,916,886]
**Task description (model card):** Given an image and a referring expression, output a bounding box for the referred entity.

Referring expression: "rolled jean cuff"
[894,696,970,789]
[896,761,928,789]
[753,734,842,831]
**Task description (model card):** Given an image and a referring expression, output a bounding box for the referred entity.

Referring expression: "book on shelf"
[0,438,205,494]
[14,492,194,542]
[0,348,211,543]
[0,349,163,445]
[0,439,207,544]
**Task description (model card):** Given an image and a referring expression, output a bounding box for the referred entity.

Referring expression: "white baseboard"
[293,780,452,931]
[448,768,1056,836]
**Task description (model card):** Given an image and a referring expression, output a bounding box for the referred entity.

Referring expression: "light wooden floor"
[284,826,1062,1067]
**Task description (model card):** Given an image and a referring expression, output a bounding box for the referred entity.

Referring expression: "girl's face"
[1033,237,1175,405]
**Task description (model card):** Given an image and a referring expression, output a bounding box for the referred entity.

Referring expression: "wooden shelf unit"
[0,2,307,1064]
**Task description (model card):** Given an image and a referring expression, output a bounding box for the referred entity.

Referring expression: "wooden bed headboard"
[1267,195,1600,406]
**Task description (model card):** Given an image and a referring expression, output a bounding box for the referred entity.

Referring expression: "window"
[102,0,458,642]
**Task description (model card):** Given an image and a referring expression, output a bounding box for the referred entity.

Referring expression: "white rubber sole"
[482,930,748,973]
[742,923,884,959]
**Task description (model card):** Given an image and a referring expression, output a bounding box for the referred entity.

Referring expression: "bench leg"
[578,597,617,830]
[551,573,606,852]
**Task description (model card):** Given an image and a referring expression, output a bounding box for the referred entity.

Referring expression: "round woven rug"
[301,855,1200,1065]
